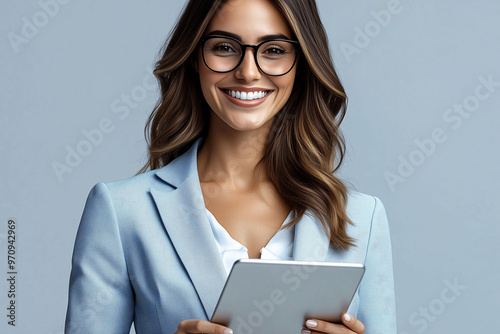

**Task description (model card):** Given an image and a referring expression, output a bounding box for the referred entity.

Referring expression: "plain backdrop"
[1,0,499,333]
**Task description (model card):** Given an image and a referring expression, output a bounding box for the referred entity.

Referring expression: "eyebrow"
[205,30,292,42]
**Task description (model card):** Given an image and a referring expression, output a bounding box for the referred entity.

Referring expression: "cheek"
[198,66,226,113]
[198,67,215,101]
[275,72,296,101]
[279,66,297,89]
[197,53,212,97]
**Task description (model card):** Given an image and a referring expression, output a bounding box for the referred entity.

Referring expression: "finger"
[303,319,351,334]
[342,314,365,333]
[177,319,233,334]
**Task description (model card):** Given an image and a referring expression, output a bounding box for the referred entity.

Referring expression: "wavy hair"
[139,0,355,250]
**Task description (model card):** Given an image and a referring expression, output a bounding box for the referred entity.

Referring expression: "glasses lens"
[257,40,297,76]
[203,37,242,72]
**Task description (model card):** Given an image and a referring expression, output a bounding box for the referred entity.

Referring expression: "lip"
[221,86,272,93]
[219,87,273,108]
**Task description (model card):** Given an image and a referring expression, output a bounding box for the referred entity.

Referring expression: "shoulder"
[91,138,202,206]
[98,137,202,199]
[103,169,167,197]
[80,170,164,221]
[346,189,387,228]
[341,189,392,259]
[346,190,379,216]
[84,169,163,201]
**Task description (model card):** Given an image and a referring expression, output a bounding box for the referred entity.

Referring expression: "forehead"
[206,0,293,42]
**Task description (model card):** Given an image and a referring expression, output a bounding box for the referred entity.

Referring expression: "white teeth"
[226,90,268,101]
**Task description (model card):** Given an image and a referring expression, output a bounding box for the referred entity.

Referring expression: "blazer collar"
[150,138,227,319]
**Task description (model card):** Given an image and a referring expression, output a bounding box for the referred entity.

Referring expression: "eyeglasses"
[199,35,300,76]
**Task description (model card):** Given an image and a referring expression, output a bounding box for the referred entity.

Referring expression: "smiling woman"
[65,0,397,333]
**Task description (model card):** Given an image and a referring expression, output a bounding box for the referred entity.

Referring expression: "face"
[197,0,297,133]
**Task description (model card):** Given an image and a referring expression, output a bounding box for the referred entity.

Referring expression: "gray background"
[1,0,498,333]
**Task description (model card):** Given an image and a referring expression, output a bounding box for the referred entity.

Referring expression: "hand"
[301,314,365,334]
[175,319,233,334]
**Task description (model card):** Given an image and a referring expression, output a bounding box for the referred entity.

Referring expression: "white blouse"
[206,209,295,275]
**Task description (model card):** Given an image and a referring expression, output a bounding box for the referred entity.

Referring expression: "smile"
[224,89,270,101]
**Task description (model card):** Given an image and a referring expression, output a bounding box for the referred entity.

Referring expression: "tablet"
[211,259,364,334]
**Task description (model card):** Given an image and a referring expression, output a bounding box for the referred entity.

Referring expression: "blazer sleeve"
[357,196,397,334]
[65,182,134,334]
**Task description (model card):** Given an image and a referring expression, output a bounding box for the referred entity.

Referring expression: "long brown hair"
[140,0,355,250]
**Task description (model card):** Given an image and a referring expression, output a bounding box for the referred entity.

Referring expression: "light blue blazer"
[65,138,397,334]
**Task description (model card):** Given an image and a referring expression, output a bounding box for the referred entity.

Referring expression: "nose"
[234,48,261,82]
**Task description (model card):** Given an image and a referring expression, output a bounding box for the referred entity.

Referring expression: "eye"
[263,45,286,55]
[260,41,295,59]
[205,38,241,56]
[213,43,237,53]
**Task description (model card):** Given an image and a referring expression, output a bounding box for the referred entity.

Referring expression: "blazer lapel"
[292,211,330,262]
[150,139,227,319]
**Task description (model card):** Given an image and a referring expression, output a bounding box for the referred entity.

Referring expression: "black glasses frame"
[199,35,300,77]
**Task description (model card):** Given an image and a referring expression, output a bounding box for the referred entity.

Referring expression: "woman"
[65,0,396,333]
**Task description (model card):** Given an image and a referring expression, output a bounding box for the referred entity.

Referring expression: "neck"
[197,115,272,190]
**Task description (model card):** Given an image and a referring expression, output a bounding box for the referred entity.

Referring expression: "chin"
[229,123,264,132]
[225,116,271,132]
